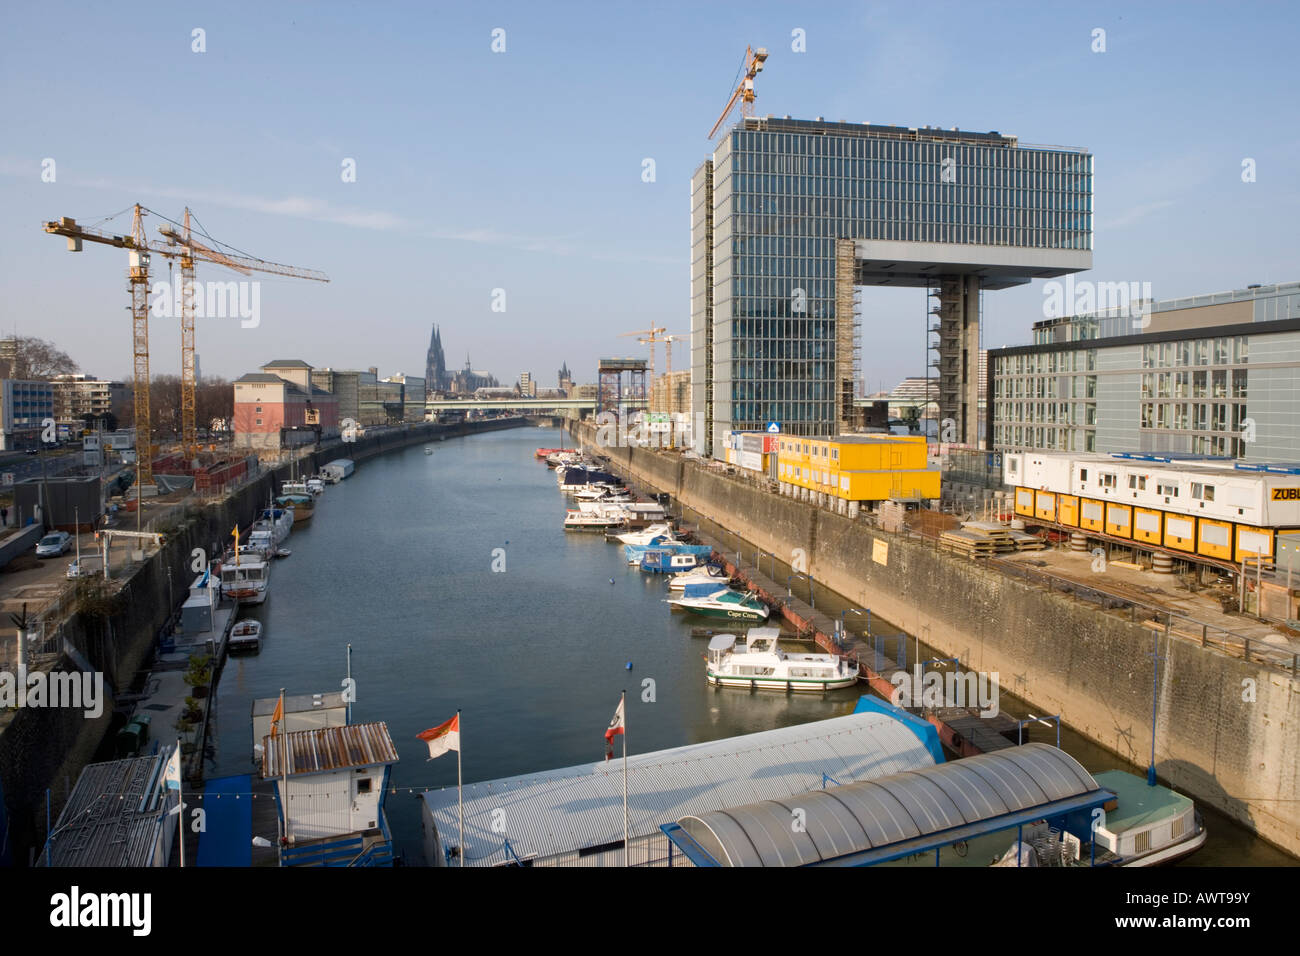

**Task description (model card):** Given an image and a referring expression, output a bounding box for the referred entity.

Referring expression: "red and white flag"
[418,715,460,760]
[604,697,625,760]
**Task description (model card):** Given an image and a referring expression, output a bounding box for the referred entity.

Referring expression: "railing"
[280,834,393,867]
[985,555,1298,674]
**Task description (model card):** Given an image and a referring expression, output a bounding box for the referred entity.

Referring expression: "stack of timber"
[1008,529,1046,551]
[941,522,1018,557]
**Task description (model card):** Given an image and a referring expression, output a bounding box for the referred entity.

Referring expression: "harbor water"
[208,426,1290,865]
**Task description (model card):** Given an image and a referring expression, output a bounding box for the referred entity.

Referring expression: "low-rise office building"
[989,282,1300,461]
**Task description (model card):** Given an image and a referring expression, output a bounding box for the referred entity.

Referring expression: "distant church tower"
[425,325,448,390]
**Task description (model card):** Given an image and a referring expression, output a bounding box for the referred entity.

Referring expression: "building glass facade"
[990,283,1300,462]
[693,117,1093,456]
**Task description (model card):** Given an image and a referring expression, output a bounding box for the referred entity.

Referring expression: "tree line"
[4,335,233,441]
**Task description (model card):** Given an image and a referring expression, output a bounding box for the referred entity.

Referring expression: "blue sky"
[2,1,1297,390]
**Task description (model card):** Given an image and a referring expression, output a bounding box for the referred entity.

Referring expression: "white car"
[36,531,73,558]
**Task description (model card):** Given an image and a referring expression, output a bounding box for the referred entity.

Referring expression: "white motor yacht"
[706,628,857,691]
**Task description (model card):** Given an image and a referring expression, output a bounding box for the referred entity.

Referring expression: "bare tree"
[120,375,234,442]
[195,377,233,436]
[0,336,78,380]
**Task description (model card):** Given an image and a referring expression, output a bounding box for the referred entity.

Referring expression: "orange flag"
[270,693,284,738]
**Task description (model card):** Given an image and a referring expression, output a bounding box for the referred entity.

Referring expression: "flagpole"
[457,709,464,869]
[279,687,290,850]
[621,689,629,868]
[176,738,185,867]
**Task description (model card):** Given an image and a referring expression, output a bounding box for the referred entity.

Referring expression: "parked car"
[35,531,72,558]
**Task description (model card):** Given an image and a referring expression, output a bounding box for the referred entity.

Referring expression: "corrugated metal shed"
[673,742,1103,866]
[421,708,937,866]
[262,721,398,778]
[41,750,177,868]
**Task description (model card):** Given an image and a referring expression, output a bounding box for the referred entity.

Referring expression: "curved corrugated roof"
[675,742,1100,866]
[420,708,938,866]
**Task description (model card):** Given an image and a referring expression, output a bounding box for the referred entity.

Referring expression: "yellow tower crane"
[708,46,769,139]
[44,206,329,481]
[157,208,329,458]
[620,326,668,383]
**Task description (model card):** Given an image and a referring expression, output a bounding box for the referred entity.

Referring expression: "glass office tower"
[692,117,1093,457]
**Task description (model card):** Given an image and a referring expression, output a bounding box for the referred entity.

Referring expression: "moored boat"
[625,541,710,566]
[989,770,1206,868]
[564,509,626,532]
[668,563,730,591]
[275,492,314,523]
[640,548,707,573]
[219,552,271,605]
[254,507,293,545]
[615,523,674,545]
[229,619,263,653]
[321,458,354,483]
[706,628,857,691]
[667,584,770,622]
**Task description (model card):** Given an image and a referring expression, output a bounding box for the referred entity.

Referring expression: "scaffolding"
[596,357,648,416]
[835,238,862,434]
[927,276,980,445]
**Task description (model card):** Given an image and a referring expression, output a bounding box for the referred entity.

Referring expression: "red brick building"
[234,359,340,452]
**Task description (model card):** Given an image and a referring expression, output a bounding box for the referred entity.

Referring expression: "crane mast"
[45,206,329,483]
[708,46,769,139]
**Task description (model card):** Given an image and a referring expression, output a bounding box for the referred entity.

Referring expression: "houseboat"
[321,459,355,483]
[705,628,858,691]
[220,552,271,605]
[564,509,626,532]
[667,584,770,623]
